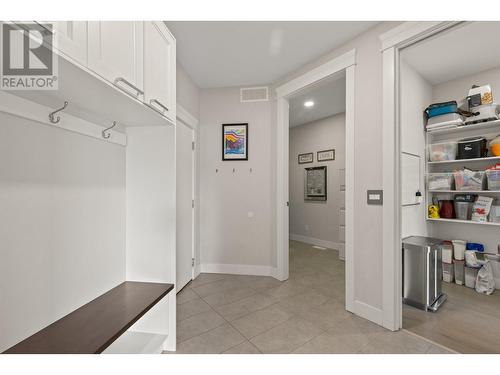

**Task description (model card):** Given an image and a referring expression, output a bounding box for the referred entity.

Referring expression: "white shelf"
[428,156,500,165]
[10,50,173,128]
[426,119,500,136]
[102,331,167,354]
[428,190,500,193]
[427,218,500,226]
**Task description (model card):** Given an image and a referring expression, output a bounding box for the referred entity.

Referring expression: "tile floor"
[169,240,453,354]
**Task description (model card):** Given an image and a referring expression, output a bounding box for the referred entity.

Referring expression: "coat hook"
[250,168,253,173]
[102,121,117,139]
[216,168,218,173]
[48,101,69,124]
[233,168,235,173]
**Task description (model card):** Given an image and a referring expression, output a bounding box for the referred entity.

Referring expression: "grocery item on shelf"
[453,169,486,191]
[490,205,500,223]
[454,194,477,220]
[428,173,454,190]
[439,200,455,219]
[490,135,500,156]
[486,166,500,190]
[457,137,488,159]
[464,103,499,125]
[429,141,457,161]
[471,196,494,222]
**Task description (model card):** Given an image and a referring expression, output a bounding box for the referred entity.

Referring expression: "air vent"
[240,86,269,103]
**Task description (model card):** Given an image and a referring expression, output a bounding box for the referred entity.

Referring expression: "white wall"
[177,63,200,119]
[0,113,126,352]
[272,22,400,313]
[289,114,346,247]
[400,61,432,238]
[198,87,274,275]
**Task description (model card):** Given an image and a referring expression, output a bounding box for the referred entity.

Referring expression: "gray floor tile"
[250,317,324,353]
[292,330,360,354]
[177,310,226,343]
[176,324,245,354]
[177,287,199,305]
[191,277,246,297]
[359,330,432,354]
[276,290,330,315]
[177,298,212,322]
[214,293,274,321]
[231,304,293,339]
[189,273,232,288]
[202,286,256,308]
[222,340,261,354]
[259,281,313,302]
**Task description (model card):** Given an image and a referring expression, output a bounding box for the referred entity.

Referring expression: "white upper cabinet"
[88,21,144,99]
[52,22,88,66]
[143,22,176,122]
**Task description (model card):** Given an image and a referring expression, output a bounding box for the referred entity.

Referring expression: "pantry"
[398,22,500,353]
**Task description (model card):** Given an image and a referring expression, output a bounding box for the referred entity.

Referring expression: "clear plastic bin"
[427,173,454,190]
[454,259,465,285]
[453,170,486,191]
[486,169,500,190]
[443,262,454,283]
[428,141,458,162]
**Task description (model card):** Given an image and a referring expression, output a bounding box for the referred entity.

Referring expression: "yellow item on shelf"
[428,204,440,219]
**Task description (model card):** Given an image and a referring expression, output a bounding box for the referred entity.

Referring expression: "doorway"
[275,50,356,315]
[176,108,197,291]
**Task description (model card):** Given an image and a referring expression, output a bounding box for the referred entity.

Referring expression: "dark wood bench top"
[3,281,174,354]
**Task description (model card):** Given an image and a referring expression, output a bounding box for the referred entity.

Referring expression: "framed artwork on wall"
[298,152,313,164]
[304,166,327,201]
[222,123,248,161]
[317,149,335,162]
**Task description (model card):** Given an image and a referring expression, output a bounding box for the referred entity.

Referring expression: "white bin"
[443,262,454,283]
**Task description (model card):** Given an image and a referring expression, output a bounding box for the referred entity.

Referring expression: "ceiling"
[289,73,346,127]
[402,22,500,85]
[166,21,378,88]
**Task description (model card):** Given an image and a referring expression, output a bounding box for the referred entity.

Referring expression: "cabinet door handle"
[114,77,144,98]
[149,99,169,114]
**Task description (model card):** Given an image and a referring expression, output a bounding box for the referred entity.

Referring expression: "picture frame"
[298,152,313,164]
[222,123,248,161]
[317,149,335,162]
[304,166,327,201]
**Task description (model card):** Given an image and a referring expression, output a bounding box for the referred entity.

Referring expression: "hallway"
[172,241,452,353]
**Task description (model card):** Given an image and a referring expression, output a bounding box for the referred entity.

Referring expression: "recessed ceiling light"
[304,100,314,108]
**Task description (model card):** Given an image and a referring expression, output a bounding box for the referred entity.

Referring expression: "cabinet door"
[88,21,144,97]
[36,21,87,66]
[144,21,176,121]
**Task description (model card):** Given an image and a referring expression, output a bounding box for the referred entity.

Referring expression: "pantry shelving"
[426,119,500,136]
[428,156,500,165]
[427,218,500,226]
[429,190,500,193]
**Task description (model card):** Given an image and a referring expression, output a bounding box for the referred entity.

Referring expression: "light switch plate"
[367,190,383,205]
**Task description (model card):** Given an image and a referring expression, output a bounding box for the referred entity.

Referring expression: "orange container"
[491,143,500,156]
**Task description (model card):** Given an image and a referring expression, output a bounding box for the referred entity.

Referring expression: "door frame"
[176,104,200,282]
[275,49,356,314]
[380,21,463,330]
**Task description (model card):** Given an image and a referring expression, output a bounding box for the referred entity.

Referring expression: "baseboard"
[200,263,276,277]
[193,264,201,279]
[290,233,340,250]
[350,300,384,327]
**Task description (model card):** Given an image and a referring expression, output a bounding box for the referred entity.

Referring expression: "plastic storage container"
[489,205,500,223]
[457,137,488,159]
[427,113,462,126]
[486,169,500,190]
[465,266,480,288]
[442,262,454,283]
[427,173,454,190]
[453,259,465,285]
[454,201,471,220]
[452,240,466,260]
[453,170,486,191]
[442,241,453,264]
[428,141,457,162]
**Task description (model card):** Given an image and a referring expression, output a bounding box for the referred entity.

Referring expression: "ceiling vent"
[240,86,269,103]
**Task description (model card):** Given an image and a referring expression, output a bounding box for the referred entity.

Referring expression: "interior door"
[176,122,195,291]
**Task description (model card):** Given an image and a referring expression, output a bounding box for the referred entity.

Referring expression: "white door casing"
[275,49,356,318]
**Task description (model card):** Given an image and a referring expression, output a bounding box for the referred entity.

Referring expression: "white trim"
[381,22,462,331]
[176,104,199,130]
[379,21,462,51]
[276,50,355,98]
[200,263,276,277]
[275,49,357,318]
[351,300,383,326]
[0,91,126,146]
[289,233,341,251]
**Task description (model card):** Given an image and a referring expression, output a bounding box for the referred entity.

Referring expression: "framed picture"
[317,149,335,162]
[222,123,248,161]
[298,152,313,164]
[304,166,327,201]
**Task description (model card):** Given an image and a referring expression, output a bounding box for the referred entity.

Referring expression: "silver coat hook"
[48,101,69,124]
[102,121,117,139]
[232,168,235,173]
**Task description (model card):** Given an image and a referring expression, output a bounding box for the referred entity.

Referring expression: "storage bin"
[489,205,500,223]
[452,240,466,260]
[486,169,500,190]
[457,137,488,159]
[427,113,462,126]
[465,266,480,288]
[453,170,486,191]
[427,173,454,190]
[428,141,457,162]
[454,259,465,285]
[454,201,471,220]
[441,241,453,264]
[442,262,454,283]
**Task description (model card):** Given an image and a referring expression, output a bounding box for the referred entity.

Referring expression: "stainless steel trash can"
[402,236,447,312]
